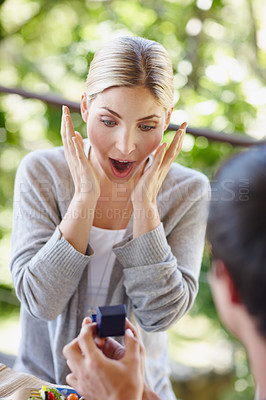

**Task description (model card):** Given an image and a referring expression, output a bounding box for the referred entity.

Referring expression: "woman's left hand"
[131,122,187,237]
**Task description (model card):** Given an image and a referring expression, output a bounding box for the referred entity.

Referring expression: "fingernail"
[94,337,102,346]
[125,329,134,338]
[82,317,91,327]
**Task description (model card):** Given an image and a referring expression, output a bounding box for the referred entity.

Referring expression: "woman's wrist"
[133,202,161,238]
[59,195,96,254]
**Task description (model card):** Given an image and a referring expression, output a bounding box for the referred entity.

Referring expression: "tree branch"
[0,85,265,147]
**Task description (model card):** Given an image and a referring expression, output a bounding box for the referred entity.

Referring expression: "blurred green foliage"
[0,0,266,399]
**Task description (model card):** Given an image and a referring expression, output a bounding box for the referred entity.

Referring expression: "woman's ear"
[164,106,174,131]
[81,92,89,123]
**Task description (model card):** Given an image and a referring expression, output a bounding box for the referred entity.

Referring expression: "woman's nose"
[115,129,136,155]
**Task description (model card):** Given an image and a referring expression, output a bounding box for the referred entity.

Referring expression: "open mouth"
[109,157,135,177]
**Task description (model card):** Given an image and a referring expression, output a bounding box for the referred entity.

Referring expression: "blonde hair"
[86,36,174,110]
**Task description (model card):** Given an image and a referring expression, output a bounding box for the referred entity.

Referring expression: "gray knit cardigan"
[10,139,209,400]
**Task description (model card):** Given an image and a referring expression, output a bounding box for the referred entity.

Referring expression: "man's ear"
[164,106,174,131]
[215,259,241,305]
[81,92,89,123]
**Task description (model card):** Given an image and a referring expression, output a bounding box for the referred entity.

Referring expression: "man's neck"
[244,328,266,399]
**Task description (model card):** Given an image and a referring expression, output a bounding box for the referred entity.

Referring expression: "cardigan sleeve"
[113,172,210,332]
[10,150,93,321]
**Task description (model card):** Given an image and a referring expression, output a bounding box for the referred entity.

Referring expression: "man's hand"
[63,318,145,400]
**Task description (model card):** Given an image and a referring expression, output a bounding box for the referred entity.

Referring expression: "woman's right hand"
[59,106,100,254]
[61,105,100,203]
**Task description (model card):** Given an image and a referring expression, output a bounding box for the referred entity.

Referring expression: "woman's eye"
[139,124,156,132]
[101,119,116,127]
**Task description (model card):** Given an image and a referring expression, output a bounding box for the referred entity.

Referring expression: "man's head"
[207,145,266,340]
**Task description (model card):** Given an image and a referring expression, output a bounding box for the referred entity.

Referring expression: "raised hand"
[59,106,100,253]
[61,105,100,202]
[131,122,187,237]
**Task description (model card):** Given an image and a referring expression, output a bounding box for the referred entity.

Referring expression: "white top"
[86,225,126,313]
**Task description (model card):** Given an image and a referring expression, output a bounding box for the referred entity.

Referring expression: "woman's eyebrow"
[99,107,121,119]
[137,114,161,121]
[99,107,161,122]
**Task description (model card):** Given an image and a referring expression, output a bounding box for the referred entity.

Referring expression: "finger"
[175,124,186,154]
[172,128,186,160]
[65,114,75,146]
[179,121,188,131]
[123,329,145,373]
[100,318,138,360]
[72,135,84,162]
[66,354,80,374]
[172,122,187,150]
[154,142,165,159]
[78,323,102,359]
[123,328,141,359]
[170,122,187,146]
[62,105,74,137]
[101,337,125,360]
[74,131,84,149]
[140,144,167,182]
[66,372,78,389]
[82,316,92,327]
[124,329,145,378]
[151,129,185,184]
[60,106,67,146]
[164,122,187,163]
[72,135,88,169]
[94,335,106,348]
[63,339,85,374]
[61,106,78,168]
[125,319,144,354]
[63,106,77,158]
[63,337,81,361]
[125,318,138,338]
[80,320,98,336]
[152,142,167,169]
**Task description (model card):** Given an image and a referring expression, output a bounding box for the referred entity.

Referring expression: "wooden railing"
[1,85,266,147]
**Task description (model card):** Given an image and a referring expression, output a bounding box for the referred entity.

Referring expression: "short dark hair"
[207,145,266,337]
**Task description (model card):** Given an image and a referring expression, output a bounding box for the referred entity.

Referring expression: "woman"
[10,36,209,399]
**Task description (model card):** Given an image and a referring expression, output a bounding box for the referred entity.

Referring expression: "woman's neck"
[93,179,134,230]
[98,178,133,202]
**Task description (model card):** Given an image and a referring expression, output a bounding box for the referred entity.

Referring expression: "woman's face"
[81,86,171,185]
